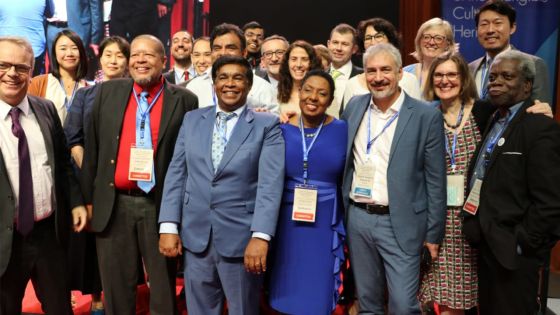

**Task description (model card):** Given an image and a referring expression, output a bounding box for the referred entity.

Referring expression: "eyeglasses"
[364,33,387,43]
[262,50,286,59]
[433,72,459,82]
[421,34,446,44]
[0,62,32,75]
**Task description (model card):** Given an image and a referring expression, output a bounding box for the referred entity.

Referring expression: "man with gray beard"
[80,34,198,315]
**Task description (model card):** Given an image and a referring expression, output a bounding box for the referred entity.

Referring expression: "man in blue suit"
[341,43,447,314]
[158,55,285,315]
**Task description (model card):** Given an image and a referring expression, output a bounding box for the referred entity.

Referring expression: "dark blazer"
[80,78,198,233]
[67,0,103,46]
[464,99,560,270]
[163,70,176,84]
[0,95,83,276]
[64,84,99,148]
[349,64,363,79]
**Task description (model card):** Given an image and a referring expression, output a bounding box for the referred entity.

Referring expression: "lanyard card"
[292,184,318,222]
[353,162,375,198]
[447,174,465,206]
[129,146,154,182]
[463,179,482,215]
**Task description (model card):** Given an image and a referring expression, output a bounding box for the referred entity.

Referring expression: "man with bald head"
[0,36,87,314]
[81,34,198,315]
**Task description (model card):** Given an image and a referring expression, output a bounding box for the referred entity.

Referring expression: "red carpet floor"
[22,278,350,315]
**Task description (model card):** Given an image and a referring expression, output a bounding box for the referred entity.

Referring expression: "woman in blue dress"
[269,70,347,315]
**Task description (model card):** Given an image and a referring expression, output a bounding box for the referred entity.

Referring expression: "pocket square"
[502,151,523,155]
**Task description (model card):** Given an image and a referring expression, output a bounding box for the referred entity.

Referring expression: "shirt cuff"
[252,232,271,241]
[159,222,179,234]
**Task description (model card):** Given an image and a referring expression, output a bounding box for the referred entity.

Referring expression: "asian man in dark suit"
[0,36,87,314]
[158,55,285,315]
[463,50,560,314]
[80,35,198,315]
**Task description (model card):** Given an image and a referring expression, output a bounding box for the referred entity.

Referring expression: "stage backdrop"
[209,0,398,52]
[443,0,559,101]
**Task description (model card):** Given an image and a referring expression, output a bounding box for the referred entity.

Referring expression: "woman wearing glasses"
[404,18,455,96]
[342,18,421,110]
[419,52,551,315]
[277,40,322,114]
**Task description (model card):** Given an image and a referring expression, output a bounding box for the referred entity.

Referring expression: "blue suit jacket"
[341,93,447,255]
[159,106,285,258]
[67,0,103,46]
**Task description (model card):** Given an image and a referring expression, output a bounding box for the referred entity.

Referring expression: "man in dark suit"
[464,50,560,314]
[0,36,87,314]
[158,55,285,315]
[80,35,198,315]
[341,43,446,314]
[468,0,551,103]
[327,23,363,118]
[163,30,194,85]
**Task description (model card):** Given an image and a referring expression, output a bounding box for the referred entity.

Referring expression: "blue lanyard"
[482,108,518,169]
[299,116,325,183]
[366,107,399,155]
[133,86,164,141]
[443,103,464,172]
[59,79,79,111]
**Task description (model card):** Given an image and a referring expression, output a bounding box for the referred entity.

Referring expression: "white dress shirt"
[186,66,279,114]
[328,60,354,118]
[350,90,405,205]
[173,65,196,84]
[0,97,53,221]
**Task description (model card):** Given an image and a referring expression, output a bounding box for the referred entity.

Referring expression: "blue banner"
[442,0,559,98]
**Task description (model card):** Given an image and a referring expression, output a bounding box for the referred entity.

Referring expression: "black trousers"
[96,194,177,315]
[478,243,541,315]
[0,216,72,315]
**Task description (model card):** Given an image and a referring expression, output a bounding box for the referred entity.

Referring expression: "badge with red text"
[463,179,482,215]
[128,146,154,181]
[292,184,318,222]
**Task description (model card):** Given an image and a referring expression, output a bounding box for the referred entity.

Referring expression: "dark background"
[210,0,399,47]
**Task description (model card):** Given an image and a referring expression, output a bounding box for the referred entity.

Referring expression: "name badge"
[292,184,318,222]
[447,174,465,206]
[353,162,375,198]
[129,146,154,182]
[463,179,482,215]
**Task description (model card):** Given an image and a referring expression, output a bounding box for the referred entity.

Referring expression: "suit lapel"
[215,108,254,177]
[346,95,370,157]
[388,95,413,166]
[29,99,55,174]
[111,80,133,139]
[201,108,216,174]
[484,99,531,173]
[157,83,179,148]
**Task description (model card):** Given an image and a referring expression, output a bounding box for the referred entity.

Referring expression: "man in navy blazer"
[341,43,446,314]
[158,55,284,315]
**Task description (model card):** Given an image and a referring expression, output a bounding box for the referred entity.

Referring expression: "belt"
[48,21,68,28]
[117,189,153,198]
[351,201,390,215]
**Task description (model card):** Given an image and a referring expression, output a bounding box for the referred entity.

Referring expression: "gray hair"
[363,43,402,69]
[494,50,536,84]
[0,36,35,69]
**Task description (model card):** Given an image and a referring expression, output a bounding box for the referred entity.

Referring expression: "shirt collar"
[216,104,247,117]
[370,89,404,114]
[133,76,164,97]
[330,60,353,76]
[0,96,30,120]
[485,45,512,64]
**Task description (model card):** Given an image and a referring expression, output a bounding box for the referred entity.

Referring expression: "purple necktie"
[9,108,34,235]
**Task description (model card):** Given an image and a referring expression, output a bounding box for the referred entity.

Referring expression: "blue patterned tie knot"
[211,111,237,171]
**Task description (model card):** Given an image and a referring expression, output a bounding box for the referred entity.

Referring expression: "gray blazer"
[158,106,285,258]
[341,93,447,255]
[468,48,551,104]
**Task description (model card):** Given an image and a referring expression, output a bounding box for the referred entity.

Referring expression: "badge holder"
[128,145,154,182]
[292,184,318,222]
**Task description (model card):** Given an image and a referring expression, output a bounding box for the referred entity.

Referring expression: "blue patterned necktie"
[136,91,155,193]
[9,108,34,235]
[211,111,236,171]
[481,58,493,99]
